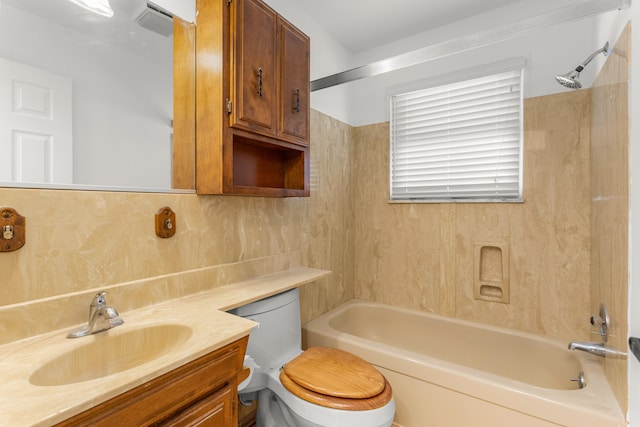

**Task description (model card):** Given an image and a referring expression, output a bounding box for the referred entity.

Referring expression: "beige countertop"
[0,266,330,426]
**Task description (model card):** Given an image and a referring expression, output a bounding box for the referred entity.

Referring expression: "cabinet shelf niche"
[231,135,308,197]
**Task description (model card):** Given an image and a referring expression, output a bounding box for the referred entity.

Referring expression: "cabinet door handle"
[257,67,263,97]
[293,88,300,113]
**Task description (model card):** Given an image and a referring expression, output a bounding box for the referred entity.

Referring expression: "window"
[389,68,523,202]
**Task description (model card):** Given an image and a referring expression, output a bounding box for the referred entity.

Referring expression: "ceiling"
[295,0,521,53]
[8,0,523,55]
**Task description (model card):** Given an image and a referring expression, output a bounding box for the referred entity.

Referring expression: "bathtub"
[302,300,625,427]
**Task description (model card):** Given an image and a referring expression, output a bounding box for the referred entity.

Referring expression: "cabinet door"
[163,384,235,426]
[231,0,277,137]
[278,18,310,146]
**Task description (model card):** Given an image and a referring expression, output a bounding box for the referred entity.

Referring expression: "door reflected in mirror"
[0,0,195,192]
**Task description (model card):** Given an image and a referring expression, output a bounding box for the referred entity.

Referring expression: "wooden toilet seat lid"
[280,369,393,410]
[282,347,385,399]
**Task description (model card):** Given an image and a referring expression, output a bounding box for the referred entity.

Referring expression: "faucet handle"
[590,303,611,343]
[91,291,109,308]
[104,306,125,327]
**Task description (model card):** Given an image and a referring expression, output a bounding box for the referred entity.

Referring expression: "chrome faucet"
[567,341,626,358]
[567,303,626,358]
[67,291,124,338]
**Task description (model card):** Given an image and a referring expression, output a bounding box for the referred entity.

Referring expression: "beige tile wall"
[353,90,593,342]
[590,25,630,414]
[299,111,356,323]
[0,110,353,325]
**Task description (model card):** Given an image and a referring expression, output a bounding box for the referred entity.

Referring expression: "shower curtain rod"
[310,0,630,92]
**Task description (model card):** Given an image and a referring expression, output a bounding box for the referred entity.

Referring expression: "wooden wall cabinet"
[195,0,310,197]
[55,336,248,427]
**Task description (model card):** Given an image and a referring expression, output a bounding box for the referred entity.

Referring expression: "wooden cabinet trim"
[195,0,231,194]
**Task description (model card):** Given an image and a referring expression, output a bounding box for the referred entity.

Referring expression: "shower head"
[555,42,610,90]
[555,70,582,89]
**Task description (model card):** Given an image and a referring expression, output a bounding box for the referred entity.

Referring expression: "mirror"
[0,0,194,192]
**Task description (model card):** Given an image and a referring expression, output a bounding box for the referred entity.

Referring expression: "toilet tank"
[229,288,302,371]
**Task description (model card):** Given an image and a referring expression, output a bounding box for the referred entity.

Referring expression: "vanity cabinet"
[55,336,248,427]
[195,0,310,197]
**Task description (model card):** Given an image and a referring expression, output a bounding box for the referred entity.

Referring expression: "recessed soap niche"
[473,242,510,303]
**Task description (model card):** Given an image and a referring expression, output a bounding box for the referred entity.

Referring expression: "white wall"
[342,0,614,126]
[348,17,603,126]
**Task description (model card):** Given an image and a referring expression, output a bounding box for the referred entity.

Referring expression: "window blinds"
[390,69,523,201]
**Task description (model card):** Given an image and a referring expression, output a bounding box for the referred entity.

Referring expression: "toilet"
[230,288,395,427]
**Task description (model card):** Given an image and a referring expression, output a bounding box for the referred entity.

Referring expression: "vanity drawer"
[163,384,234,426]
[55,336,248,427]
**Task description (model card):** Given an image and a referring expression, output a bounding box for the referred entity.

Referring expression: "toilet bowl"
[230,289,395,427]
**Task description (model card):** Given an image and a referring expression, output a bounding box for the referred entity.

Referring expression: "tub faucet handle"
[589,303,610,343]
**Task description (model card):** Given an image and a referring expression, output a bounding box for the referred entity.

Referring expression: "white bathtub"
[302,300,625,427]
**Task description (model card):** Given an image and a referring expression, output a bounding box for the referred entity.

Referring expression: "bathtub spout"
[568,341,627,358]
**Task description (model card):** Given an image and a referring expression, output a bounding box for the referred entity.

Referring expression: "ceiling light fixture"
[67,0,114,18]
